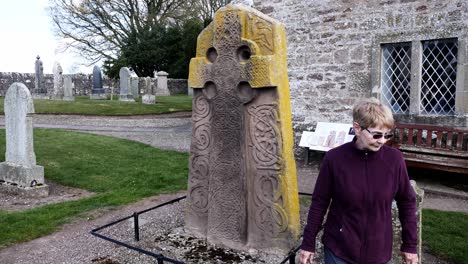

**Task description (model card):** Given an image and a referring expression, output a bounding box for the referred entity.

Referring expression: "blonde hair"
[353,98,394,129]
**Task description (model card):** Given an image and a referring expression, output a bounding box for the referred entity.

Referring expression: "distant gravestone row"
[31,56,174,102]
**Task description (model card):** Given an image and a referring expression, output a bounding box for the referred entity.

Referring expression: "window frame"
[371,36,466,117]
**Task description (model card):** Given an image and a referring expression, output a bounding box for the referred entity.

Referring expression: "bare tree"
[193,0,231,25]
[49,0,194,65]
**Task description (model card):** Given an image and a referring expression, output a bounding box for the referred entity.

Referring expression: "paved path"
[0,113,193,152]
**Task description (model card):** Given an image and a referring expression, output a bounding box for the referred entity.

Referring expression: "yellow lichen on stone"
[187,3,300,249]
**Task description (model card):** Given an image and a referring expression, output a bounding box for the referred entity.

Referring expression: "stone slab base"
[50,95,64,100]
[33,94,50,100]
[0,182,49,197]
[90,93,107,100]
[142,94,156,104]
[63,96,75,101]
[0,162,45,187]
[119,95,135,102]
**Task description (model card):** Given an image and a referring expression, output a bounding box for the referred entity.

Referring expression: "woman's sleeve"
[394,153,418,254]
[300,154,333,252]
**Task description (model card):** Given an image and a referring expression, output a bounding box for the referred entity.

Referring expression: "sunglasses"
[363,127,393,140]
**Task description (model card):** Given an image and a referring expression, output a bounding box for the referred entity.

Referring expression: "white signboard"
[300,122,355,152]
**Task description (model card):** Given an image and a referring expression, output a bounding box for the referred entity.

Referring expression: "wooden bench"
[390,123,468,174]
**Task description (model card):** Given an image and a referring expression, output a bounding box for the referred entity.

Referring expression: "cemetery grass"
[0,95,192,116]
[422,209,468,264]
[0,129,188,249]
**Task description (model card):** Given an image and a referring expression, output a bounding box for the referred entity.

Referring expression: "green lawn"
[0,129,188,249]
[0,95,192,115]
[423,209,468,264]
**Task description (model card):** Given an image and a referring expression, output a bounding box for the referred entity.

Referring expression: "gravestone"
[188,87,194,97]
[186,4,300,252]
[51,62,64,100]
[63,75,75,101]
[119,67,134,102]
[33,56,48,99]
[129,68,140,99]
[90,65,106,100]
[142,77,156,104]
[155,71,170,96]
[0,83,48,197]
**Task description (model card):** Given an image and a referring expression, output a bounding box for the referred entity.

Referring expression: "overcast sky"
[0,0,94,74]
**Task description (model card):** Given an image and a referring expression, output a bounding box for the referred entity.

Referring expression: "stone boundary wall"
[253,0,467,151]
[168,79,189,95]
[0,72,188,96]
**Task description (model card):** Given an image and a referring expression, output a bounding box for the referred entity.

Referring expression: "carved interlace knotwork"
[248,104,281,168]
[248,103,288,236]
[254,172,288,235]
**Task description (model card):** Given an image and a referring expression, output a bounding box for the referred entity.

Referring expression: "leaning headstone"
[155,71,170,96]
[63,75,75,101]
[90,65,106,100]
[119,67,134,102]
[129,68,140,99]
[186,4,300,252]
[51,61,64,100]
[142,77,155,104]
[33,56,48,99]
[0,83,48,197]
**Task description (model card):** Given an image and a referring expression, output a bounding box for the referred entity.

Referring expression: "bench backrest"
[392,123,468,157]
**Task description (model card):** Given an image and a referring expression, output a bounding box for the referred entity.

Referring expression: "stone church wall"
[253,0,467,138]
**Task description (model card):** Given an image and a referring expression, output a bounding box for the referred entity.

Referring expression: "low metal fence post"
[133,212,140,241]
[289,251,296,264]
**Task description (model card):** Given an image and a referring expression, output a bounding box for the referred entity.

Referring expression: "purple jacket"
[301,140,417,264]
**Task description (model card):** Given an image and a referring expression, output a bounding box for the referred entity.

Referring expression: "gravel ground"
[0,113,465,263]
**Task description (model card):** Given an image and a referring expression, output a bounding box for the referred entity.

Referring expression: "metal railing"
[91,192,313,264]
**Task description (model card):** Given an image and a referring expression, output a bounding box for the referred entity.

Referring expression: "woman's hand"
[401,252,418,264]
[299,249,314,264]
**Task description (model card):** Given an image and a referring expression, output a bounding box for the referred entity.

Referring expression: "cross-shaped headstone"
[186,4,299,252]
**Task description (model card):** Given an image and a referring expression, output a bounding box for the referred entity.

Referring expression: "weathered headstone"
[90,65,106,100]
[51,62,64,100]
[188,87,194,97]
[129,68,140,99]
[33,56,48,99]
[63,75,75,101]
[155,71,170,96]
[142,77,156,104]
[119,67,135,102]
[186,4,300,252]
[0,83,48,197]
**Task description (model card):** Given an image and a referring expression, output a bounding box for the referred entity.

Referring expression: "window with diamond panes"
[421,39,458,115]
[381,43,412,114]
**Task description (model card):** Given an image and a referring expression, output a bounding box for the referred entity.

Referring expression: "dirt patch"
[0,180,94,212]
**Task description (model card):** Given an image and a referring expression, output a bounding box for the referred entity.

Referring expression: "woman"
[299,98,418,264]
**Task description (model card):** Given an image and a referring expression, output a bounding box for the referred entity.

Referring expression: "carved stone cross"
[186,4,299,252]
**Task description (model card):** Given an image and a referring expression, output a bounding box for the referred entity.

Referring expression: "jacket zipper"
[360,152,369,263]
